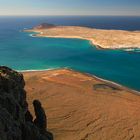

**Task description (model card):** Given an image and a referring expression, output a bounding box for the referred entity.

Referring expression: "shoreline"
[23,25,140,94]
[18,67,61,72]
[31,33,104,50]
[21,67,140,95]
[32,33,140,50]
[25,25,140,49]
[33,34,140,50]
[24,65,140,140]
[30,32,140,50]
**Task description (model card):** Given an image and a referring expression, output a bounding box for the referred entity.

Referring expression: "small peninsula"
[26,23,140,49]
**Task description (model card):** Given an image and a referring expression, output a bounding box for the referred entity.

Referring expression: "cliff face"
[0,66,53,140]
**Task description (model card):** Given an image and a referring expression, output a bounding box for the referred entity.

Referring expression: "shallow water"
[0,16,140,91]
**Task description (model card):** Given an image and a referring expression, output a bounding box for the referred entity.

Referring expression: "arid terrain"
[26,24,140,49]
[23,69,140,140]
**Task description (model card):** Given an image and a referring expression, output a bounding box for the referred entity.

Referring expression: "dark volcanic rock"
[34,23,56,29]
[33,100,47,130]
[0,66,53,140]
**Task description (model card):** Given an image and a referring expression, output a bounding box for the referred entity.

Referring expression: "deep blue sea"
[0,16,140,91]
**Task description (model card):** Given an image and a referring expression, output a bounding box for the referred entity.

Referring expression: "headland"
[23,68,140,140]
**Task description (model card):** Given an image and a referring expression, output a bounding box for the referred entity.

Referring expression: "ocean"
[0,16,140,91]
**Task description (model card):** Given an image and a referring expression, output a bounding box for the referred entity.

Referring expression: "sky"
[0,0,140,16]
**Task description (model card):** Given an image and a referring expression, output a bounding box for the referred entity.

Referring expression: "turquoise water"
[0,16,140,91]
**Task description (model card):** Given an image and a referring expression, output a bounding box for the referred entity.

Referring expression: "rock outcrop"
[34,23,56,30]
[0,66,53,140]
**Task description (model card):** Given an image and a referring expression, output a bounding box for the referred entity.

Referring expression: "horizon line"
[0,15,140,17]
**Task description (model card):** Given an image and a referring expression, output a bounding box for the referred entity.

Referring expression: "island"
[25,23,140,49]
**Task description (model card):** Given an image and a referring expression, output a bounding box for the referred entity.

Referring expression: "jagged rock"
[25,110,33,122]
[0,66,53,140]
[33,100,47,130]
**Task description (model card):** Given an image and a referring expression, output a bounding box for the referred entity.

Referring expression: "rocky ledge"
[0,66,53,140]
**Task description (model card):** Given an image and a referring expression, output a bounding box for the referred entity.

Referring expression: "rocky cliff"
[0,66,53,140]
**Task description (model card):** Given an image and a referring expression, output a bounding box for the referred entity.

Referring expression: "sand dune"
[23,69,140,140]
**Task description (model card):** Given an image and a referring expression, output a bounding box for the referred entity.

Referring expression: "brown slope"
[23,69,140,140]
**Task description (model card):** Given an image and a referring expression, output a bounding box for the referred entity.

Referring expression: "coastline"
[24,67,140,140]
[21,68,140,95]
[23,25,140,94]
[41,35,104,50]
[25,25,140,49]
[32,33,140,50]
[31,33,104,50]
